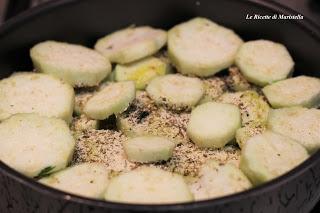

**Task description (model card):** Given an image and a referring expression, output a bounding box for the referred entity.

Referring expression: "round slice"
[105,167,193,204]
[146,74,204,111]
[30,41,111,87]
[0,72,74,123]
[168,17,243,77]
[235,40,294,86]
[187,102,241,148]
[190,160,251,200]
[95,26,167,64]
[124,136,175,163]
[83,82,135,120]
[114,57,171,90]
[267,107,320,153]
[0,114,75,178]
[240,131,308,185]
[39,163,109,198]
[262,76,320,108]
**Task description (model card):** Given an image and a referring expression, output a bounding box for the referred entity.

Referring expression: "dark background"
[0,0,319,212]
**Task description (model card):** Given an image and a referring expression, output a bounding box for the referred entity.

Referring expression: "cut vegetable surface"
[240,131,308,185]
[146,74,204,111]
[262,76,320,108]
[191,160,251,200]
[114,57,170,89]
[95,26,167,64]
[0,114,75,178]
[30,41,111,87]
[84,82,135,120]
[168,17,243,77]
[105,167,193,204]
[235,40,294,86]
[39,163,109,198]
[0,72,74,122]
[267,107,320,153]
[124,136,175,163]
[187,102,241,148]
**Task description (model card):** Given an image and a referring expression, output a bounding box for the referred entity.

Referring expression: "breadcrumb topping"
[69,69,264,178]
[71,114,99,132]
[118,91,190,144]
[152,143,240,177]
[74,90,93,114]
[201,76,227,103]
[225,67,252,92]
[71,129,138,172]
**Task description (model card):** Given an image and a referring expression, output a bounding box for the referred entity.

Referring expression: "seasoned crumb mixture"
[70,71,252,178]
[72,129,138,172]
[118,91,190,144]
[74,91,93,114]
[71,129,240,177]
[236,124,266,148]
[225,67,252,92]
[71,114,99,132]
[218,90,269,126]
[153,143,240,177]
[201,76,227,102]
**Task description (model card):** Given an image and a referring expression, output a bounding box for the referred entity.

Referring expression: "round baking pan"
[0,0,319,212]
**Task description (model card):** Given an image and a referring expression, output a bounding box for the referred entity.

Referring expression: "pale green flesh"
[84,82,136,120]
[124,136,175,163]
[240,131,308,185]
[187,102,241,148]
[31,40,111,87]
[105,167,193,204]
[262,76,320,108]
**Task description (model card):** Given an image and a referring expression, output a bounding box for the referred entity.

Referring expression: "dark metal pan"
[0,0,319,212]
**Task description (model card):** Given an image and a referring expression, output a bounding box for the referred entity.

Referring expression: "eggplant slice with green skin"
[39,163,109,199]
[123,136,175,163]
[262,76,320,108]
[0,113,75,178]
[187,102,241,148]
[267,107,320,153]
[95,26,167,64]
[84,81,136,120]
[240,131,309,185]
[235,40,294,86]
[30,41,111,87]
[105,167,193,204]
[0,72,74,123]
[168,17,243,77]
[146,74,204,111]
[190,160,252,201]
